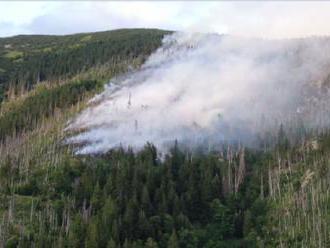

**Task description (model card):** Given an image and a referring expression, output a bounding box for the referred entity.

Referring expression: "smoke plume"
[66,32,330,154]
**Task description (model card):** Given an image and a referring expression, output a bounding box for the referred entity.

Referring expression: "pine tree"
[68,214,85,247]
[107,238,117,248]
[91,182,103,213]
[145,237,159,248]
[141,185,151,214]
[167,230,179,248]
[85,221,98,248]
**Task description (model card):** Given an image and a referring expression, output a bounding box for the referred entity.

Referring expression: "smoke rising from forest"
[66,32,330,154]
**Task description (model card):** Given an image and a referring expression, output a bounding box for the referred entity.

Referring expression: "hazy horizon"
[2,1,330,39]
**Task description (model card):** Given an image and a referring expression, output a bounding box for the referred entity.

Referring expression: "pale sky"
[1,1,330,38]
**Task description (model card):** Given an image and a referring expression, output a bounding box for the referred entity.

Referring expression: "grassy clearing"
[4,50,23,60]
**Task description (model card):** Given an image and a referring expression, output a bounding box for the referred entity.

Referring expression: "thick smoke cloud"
[66,32,330,154]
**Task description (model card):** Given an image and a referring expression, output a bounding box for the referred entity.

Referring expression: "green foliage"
[207,199,235,240]
[167,230,179,248]
[0,28,329,248]
[0,79,102,140]
[1,124,329,247]
[0,29,170,101]
[4,50,23,60]
[0,142,267,247]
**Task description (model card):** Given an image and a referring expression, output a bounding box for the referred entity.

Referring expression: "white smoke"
[66,32,330,154]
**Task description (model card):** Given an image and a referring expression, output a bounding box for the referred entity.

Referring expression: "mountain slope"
[0,29,329,247]
[0,28,172,247]
[0,28,171,101]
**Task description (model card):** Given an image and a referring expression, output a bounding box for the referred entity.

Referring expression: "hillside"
[0,29,329,248]
[0,29,170,101]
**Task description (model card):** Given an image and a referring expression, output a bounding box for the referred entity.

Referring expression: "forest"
[0,29,329,247]
[0,29,170,101]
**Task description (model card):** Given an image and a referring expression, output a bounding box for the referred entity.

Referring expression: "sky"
[1,1,330,38]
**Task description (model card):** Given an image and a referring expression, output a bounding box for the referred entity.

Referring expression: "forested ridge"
[0,29,329,247]
[0,29,170,101]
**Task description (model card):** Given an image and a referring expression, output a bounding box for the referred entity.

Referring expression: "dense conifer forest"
[0,29,329,247]
[0,29,170,101]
